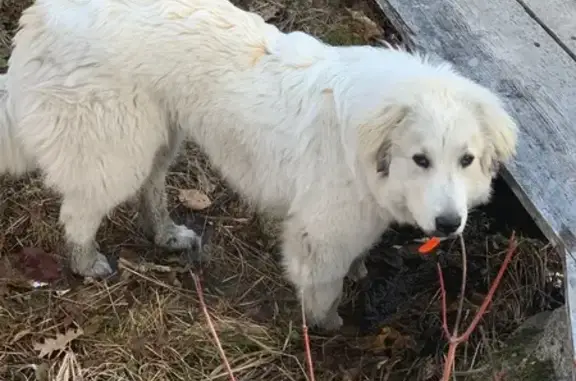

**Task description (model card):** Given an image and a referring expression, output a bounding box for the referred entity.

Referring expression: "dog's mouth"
[430,230,459,239]
[419,227,460,239]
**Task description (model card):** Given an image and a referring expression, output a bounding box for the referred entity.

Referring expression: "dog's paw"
[71,251,114,278]
[347,259,368,282]
[156,223,202,252]
[314,312,344,332]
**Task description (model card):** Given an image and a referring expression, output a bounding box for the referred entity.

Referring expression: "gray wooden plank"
[372,0,576,376]
[517,0,576,56]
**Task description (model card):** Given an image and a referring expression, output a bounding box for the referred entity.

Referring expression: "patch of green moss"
[516,359,556,381]
[323,26,364,46]
[476,325,559,381]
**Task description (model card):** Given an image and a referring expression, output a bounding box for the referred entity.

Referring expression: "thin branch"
[190,270,238,381]
[459,232,517,341]
[452,234,468,337]
[300,291,316,381]
[437,263,451,339]
[438,232,517,381]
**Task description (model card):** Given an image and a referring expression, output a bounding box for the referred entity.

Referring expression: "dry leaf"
[33,327,84,359]
[15,247,63,283]
[362,326,416,354]
[179,189,212,210]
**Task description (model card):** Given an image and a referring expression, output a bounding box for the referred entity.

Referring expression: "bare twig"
[190,270,238,381]
[300,292,316,381]
[452,234,468,336]
[438,232,517,381]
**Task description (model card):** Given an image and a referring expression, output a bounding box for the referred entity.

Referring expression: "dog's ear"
[357,105,409,177]
[475,96,518,176]
[375,137,393,175]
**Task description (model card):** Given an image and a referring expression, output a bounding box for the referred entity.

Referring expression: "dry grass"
[0,0,564,380]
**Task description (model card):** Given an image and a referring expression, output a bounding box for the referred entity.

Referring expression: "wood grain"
[518,0,576,55]
[373,0,576,375]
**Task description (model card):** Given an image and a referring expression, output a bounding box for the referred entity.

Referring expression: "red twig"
[301,292,316,381]
[191,270,238,381]
[437,232,517,381]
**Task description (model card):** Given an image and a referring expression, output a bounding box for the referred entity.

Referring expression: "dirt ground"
[0,1,565,380]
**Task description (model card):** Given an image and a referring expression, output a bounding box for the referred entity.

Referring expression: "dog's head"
[348,72,518,237]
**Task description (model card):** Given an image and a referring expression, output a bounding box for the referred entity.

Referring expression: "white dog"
[0,0,517,330]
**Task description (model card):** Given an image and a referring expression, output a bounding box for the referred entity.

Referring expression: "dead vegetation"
[0,0,564,380]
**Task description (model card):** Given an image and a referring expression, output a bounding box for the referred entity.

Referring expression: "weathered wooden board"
[373,0,576,377]
[519,0,576,54]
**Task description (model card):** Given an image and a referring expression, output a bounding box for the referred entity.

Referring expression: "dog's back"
[5,0,342,212]
[9,0,279,89]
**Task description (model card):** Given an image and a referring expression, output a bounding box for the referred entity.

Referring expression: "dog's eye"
[460,154,475,168]
[412,154,430,169]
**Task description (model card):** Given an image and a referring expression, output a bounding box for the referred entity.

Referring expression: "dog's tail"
[0,74,32,176]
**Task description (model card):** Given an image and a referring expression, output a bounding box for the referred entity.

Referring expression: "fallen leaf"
[33,327,84,359]
[15,247,63,283]
[178,189,212,210]
[362,326,417,354]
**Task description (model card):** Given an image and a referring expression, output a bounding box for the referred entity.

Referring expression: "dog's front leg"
[138,138,202,256]
[282,218,362,331]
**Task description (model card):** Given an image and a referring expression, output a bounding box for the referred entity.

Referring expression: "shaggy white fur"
[0,0,518,330]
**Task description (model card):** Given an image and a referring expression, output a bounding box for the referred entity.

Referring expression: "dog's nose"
[435,214,462,236]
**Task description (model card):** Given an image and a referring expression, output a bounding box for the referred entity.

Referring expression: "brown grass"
[0,1,563,380]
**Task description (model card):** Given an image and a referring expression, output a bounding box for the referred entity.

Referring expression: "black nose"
[435,214,462,235]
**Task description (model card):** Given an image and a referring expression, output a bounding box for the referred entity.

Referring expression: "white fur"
[1,0,518,329]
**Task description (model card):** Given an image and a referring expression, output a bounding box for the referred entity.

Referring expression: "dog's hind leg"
[22,88,173,278]
[138,129,202,255]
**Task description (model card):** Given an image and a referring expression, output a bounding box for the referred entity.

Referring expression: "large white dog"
[1,0,517,330]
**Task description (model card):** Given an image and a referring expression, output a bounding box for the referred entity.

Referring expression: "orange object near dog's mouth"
[418,236,441,254]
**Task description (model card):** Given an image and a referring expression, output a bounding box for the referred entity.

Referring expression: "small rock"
[473,305,573,381]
